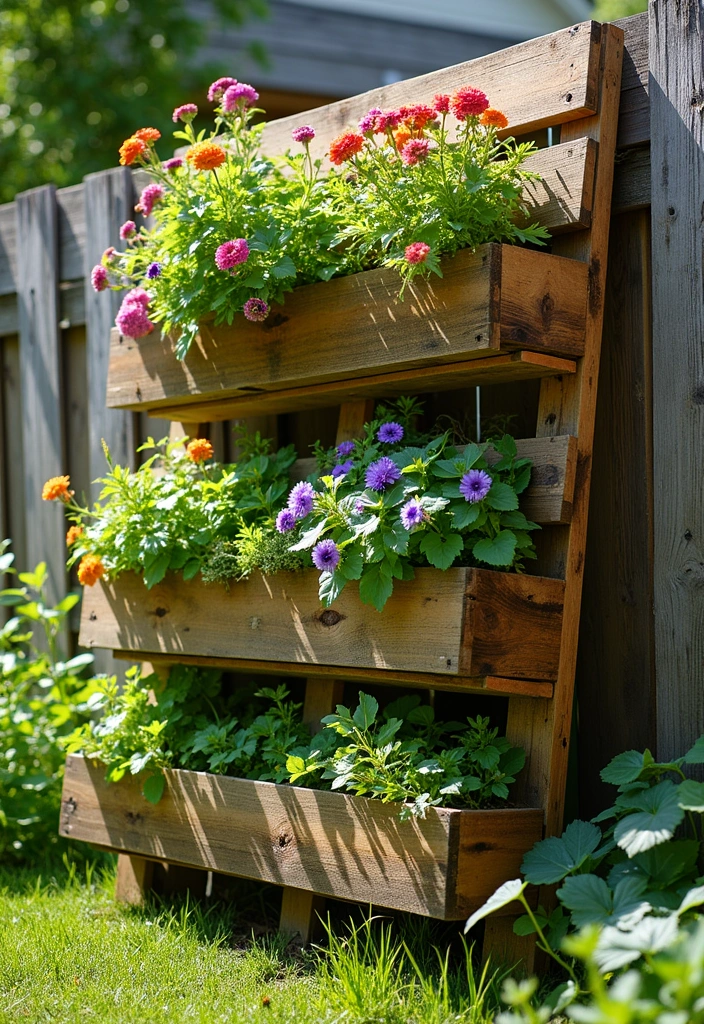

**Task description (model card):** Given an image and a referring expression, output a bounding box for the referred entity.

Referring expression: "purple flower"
[354,499,365,515]
[119,220,136,240]
[222,83,259,111]
[365,457,401,492]
[292,125,315,144]
[90,265,108,292]
[400,499,424,530]
[173,103,198,123]
[337,440,355,458]
[276,508,297,533]
[163,156,184,171]
[331,460,353,479]
[288,481,315,519]
[377,421,404,444]
[146,262,161,279]
[312,539,340,572]
[208,77,237,102]
[243,297,269,322]
[460,469,492,503]
[215,239,249,270]
[358,107,382,134]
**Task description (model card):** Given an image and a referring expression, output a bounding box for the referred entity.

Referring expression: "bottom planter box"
[61,755,543,919]
[79,567,565,681]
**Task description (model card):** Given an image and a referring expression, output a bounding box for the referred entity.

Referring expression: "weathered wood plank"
[522,138,597,233]
[612,144,650,213]
[106,245,588,413]
[650,0,704,762]
[260,22,602,160]
[79,567,564,680]
[614,12,649,149]
[1,335,27,569]
[60,754,544,919]
[16,186,67,615]
[115,854,154,905]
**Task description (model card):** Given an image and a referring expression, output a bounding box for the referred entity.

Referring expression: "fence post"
[650,0,704,759]
[16,185,68,634]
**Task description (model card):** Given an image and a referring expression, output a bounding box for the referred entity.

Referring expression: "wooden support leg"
[482,917,536,975]
[152,862,208,898]
[279,888,327,944]
[115,853,154,905]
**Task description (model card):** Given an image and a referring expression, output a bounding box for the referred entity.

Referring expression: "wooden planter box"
[79,567,564,682]
[61,754,543,919]
[106,244,588,415]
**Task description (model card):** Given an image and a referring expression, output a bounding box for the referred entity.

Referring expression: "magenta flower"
[163,156,184,171]
[433,94,450,114]
[358,107,382,134]
[124,288,150,308]
[276,509,297,533]
[146,262,161,279]
[312,539,340,572]
[400,499,424,531]
[208,77,237,102]
[337,440,355,458]
[136,183,165,218]
[332,460,354,478]
[115,294,153,339]
[375,110,403,133]
[451,86,489,121]
[401,139,430,166]
[222,83,259,112]
[377,422,404,444]
[215,239,249,271]
[288,481,315,519]
[354,499,366,515]
[172,103,198,123]
[119,220,136,240]
[292,125,315,144]
[405,242,431,265]
[365,457,401,492]
[460,469,492,503]
[90,265,108,292]
[243,297,269,322]
[102,246,116,264]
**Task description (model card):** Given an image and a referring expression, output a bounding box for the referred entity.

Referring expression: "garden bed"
[105,244,588,414]
[79,567,565,681]
[60,754,544,919]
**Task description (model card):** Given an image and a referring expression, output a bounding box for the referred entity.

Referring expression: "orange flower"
[480,108,509,130]
[119,136,147,166]
[134,127,161,142]
[42,475,72,502]
[186,141,227,171]
[393,128,412,151]
[66,525,84,547]
[186,438,214,463]
[77,554,105,587]
[328,132,364,165]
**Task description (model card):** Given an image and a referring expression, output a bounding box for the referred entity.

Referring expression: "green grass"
[0,858,508,1024]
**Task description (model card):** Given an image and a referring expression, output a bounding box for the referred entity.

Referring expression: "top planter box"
[106,244,589,415]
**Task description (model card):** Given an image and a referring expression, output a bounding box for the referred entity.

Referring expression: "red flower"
[401,104,436,131]
[374,110,403,134]
[405,242,431,265]
[451,86,489,121]
[433,94,450,114]
[329,132,364,165]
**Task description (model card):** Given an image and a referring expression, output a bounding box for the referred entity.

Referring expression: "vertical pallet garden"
[60,19,624,958]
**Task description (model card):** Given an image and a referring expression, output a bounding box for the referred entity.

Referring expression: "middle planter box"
[79,567,564,681]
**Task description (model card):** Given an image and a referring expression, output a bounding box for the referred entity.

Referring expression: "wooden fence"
[0,4,700,814]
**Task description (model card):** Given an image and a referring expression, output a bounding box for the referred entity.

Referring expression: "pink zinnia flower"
[374,110,403,134]
[215,239,249,270]
[222,83,259,111]
[433,94,450,114]
[358,107,382,134]
[101,246,116,265]
[119,220,136,240]
[401,138,430,166]
[291,125,315,144]
[90,265,108,292]
[243,297,269,322]
[451,86,489,121]
[405,242,431,265]
[172,103,198,123]
[124,288,150,308]
[208,77,237,102]
[115,294,153,339]
[163,156,184,171]
[136,183,165,218]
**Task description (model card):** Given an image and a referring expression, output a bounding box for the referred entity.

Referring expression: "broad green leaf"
[677,884,704,915]
[684,735,704,763]
[143,549,171,588]
[601,748,655,785]
[358,565,394,611]
[464,879,526,933]
[677,778,704,812]
[593,914,679,973]
[319,570,346,606]
[142,773,166,805]
[432,459,462,479]
[452,502,481,529]
[557,874,649,928]
[614,781,685,857]
[522,820,602,885]
[290,520,327,551]
[340,549,364,580]
[485,482,518,511]
[419,531,463,570]
[472,530,517,567]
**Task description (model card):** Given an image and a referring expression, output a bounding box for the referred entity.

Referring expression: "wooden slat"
[16,186,67,615]
[612,144,650,213]
[79,567,564,680]
[292,434,577,527]
[1,336,27,569]
[260,21,602,159]
[615,12,649,150]
[522,138,597,233]
[115,855,154,905]
[155,352,577,425]
[60,754,544,919]
[650,0,704,762]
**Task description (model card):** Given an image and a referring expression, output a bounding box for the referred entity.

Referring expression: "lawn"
[0,857,505,1024]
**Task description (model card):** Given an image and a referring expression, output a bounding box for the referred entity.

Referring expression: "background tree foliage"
[593,0,647,19]
[0,0,267,203]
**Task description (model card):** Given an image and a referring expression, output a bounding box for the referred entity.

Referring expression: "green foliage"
[0,541,101,861]
[201,525,306,584]
[0,0,266,203]
[593,0,647,20]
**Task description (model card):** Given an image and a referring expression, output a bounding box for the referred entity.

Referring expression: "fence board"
[650,0,704,762]
[1,336,26,570]
[16,186,67,622]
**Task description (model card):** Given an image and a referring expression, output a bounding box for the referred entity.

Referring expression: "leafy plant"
[0,542,101,861]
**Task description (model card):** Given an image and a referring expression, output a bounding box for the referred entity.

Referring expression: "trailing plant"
[89,78,548,356]
[0,542,101,861]
[70,670,524,819]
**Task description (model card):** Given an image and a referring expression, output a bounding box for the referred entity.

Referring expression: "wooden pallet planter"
[61,754,544,920]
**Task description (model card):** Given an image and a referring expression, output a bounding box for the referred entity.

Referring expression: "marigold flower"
[451,86,489,121]
[401,139,430,166]
[77,554,106,587]
[173,103,198,123]
[134,127,161,143]
[329,132,364,165]
[208,77,238,102]
[186,141,227,171]
[136,183,165,218]
[291,125,315,144]
[401,103,436,131]
[433,94,450,114]
[119,136,146,166]
[90,265,108,292]
[186,438,214,463]
[405,241,431,264]
[393,128,412,151]
[243,297,269,322]
[222,83,259,111]
[42,475,72,502]
[66,525,84,547]
[480,107,509,130]
[215,239,249,270]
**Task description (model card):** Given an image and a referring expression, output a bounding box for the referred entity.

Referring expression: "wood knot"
[89,612,97,621]
[274,828,295,853]
[153,607,168,618]
[60,797,77,834]
[126,811,143,825]
[540,293,555,322]
[318,609,344,627]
